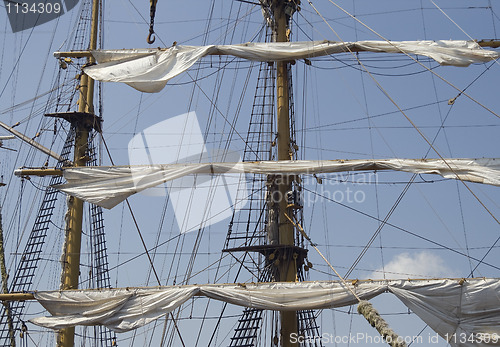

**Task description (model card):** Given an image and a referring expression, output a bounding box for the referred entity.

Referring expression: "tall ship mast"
[0,1,500,346]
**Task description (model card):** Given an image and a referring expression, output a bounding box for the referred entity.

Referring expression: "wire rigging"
[309,1,500,273]
[419,0,475,276]
[320,0,500,120]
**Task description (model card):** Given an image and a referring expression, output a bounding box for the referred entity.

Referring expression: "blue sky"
[0,0,499,345]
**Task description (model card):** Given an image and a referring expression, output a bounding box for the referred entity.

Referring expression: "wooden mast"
[273,1,298,346]
[57,0,99,345]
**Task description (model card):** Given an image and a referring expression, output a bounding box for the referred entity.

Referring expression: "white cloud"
[368,251,457,279]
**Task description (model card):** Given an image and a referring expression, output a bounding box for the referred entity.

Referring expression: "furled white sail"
[52,158,500,209]
[83,40,500,92]
[31,279,500,347]
[389,279,500,347]
[31,282,383,332]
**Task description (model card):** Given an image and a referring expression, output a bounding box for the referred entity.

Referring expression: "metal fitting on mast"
[147,0,158,44]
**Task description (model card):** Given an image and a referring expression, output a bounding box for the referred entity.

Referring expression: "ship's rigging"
[0,1,499,347]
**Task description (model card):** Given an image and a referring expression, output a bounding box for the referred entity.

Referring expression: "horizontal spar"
[0,293,35,301]
[14,168,63,177]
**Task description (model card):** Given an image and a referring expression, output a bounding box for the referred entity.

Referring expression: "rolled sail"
[30,278,500,347]
[83,40,500,93]
[53,158,500,209]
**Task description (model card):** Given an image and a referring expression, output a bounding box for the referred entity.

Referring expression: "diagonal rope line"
[186,71,262,160]
[302,187,500,272]
[308,0,500,234]
[344,175,416,279]
[430,0,474,40]
[100,133,187,347]
[318,0,500,120]
[284,213,408,346]
[284,213,361,301]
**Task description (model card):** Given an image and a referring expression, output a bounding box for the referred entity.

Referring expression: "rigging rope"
[320,0,500,120]
[308,0,500,263]
[418,3,477,277]
[302,186,500,272]
[283,213,407,347]
[99,132,187,347]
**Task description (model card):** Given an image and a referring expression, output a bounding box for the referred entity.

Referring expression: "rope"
[284,213,361,300]
[101,134,187,347]
[357,301,407,347]
[302,186,500,272]
[307,0,500,239]
[284,212,407,347]
[314,0,500,120]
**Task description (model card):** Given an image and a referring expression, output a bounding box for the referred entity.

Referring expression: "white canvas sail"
[30,279,500,347]
[50,158,500,209]
[81,40,500,92]
[2,0,500,346]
